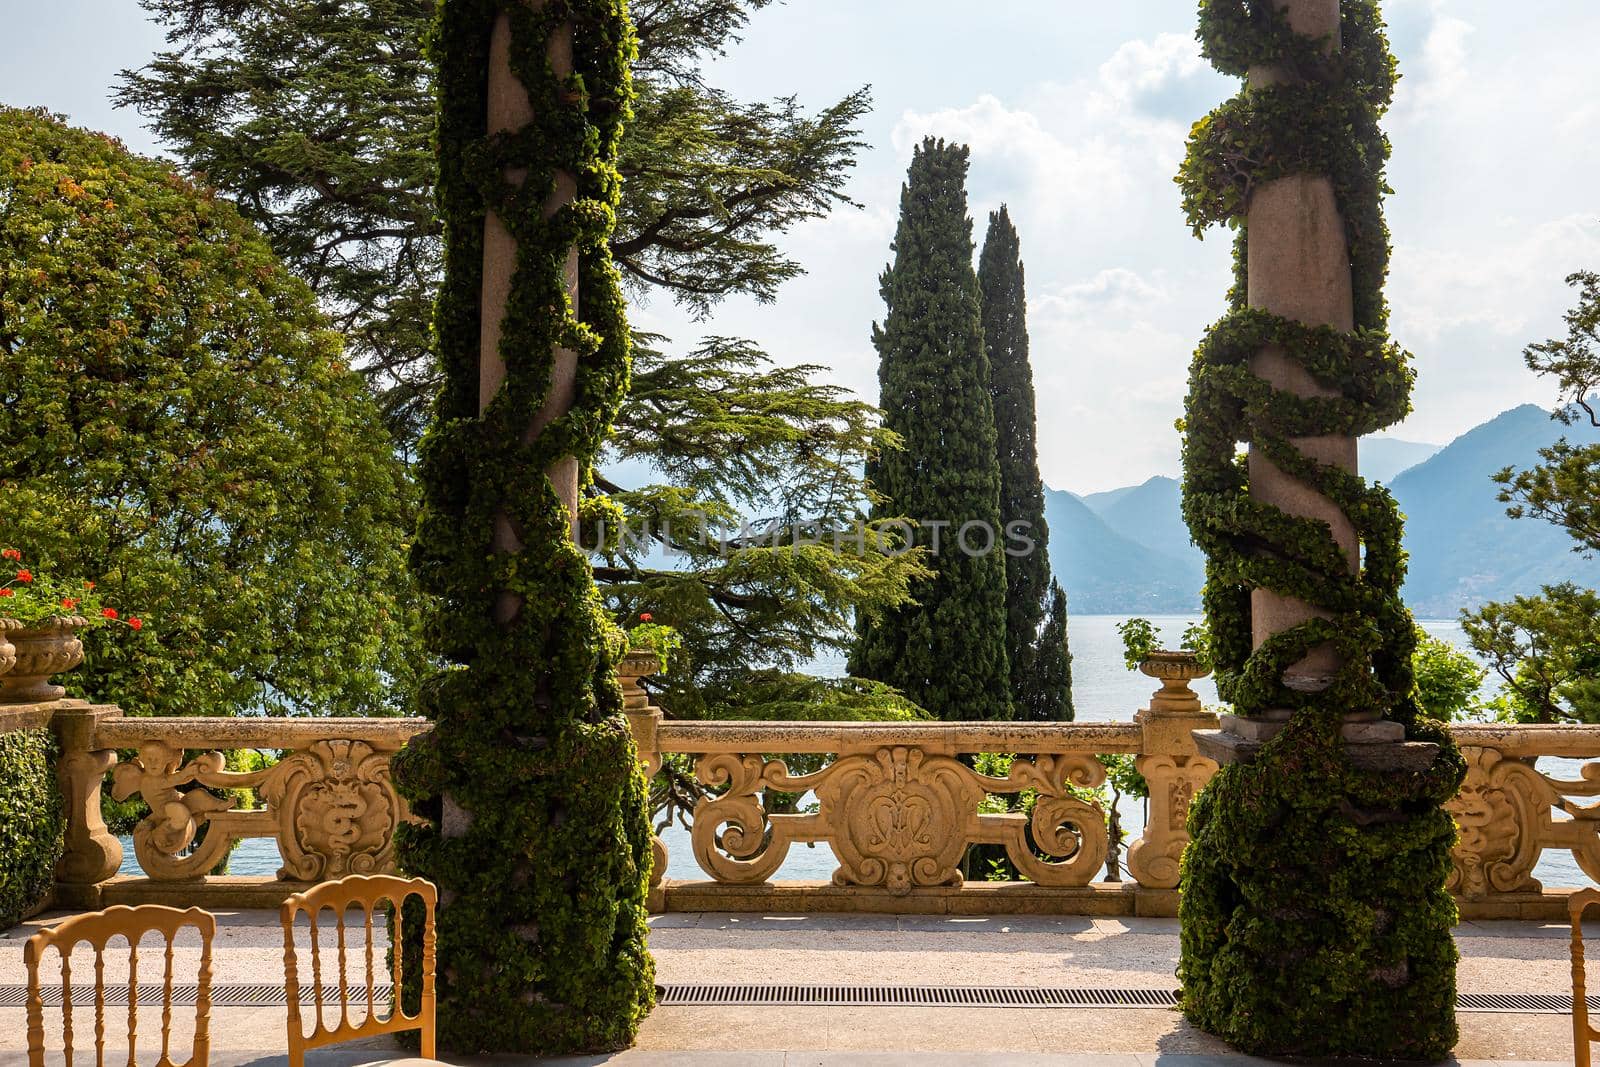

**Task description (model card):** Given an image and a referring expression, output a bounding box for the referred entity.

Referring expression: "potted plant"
[617,613,680,711]
[0,550,142,704]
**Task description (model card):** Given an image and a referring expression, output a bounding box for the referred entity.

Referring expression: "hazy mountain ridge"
[1049,407,1600,615]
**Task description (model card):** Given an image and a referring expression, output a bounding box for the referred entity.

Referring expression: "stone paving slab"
[1,910,1589,1062]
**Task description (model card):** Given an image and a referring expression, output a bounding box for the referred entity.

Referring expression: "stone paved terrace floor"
[0,910,1586,1065]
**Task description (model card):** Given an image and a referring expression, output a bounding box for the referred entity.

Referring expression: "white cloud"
[1393,1,1475,120]
[1091,32,1210,112]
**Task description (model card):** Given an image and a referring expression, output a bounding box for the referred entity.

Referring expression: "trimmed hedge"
[0,728,64,928]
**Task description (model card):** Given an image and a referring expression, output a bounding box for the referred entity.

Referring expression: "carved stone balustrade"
[22,693,1600,920]
[626,714,1154,913]
[50,704,431,909]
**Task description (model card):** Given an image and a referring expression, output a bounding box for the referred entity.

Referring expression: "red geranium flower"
[101,607,118,619]
[127,618,143,631]
[61,598,78,610]
[640,612,653,622]
[0,589,11,598]
[15,570,31,583]
[0,548,19,561]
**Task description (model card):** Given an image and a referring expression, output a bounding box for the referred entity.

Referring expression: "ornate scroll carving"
[819,746,981,892]
[261,739,403,881]
[1445,746,1551,899]
[689,745,1108,895]
[111,736,413,883]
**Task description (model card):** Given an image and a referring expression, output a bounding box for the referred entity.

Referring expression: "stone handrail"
[1446,723,1600,908]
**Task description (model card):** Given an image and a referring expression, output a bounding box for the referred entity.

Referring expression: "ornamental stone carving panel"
[1444,746,1550,899]
[686,740,1110,895]
[261,739,403,881]
[103,721,425,883]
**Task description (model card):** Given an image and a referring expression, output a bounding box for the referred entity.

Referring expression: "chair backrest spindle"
[1571,888,1600,1067]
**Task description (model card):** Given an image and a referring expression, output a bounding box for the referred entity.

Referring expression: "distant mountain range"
[1046,405,1600,616]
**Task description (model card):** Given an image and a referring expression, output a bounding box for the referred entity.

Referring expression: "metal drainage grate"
[0,984,1588,1015]
[656,984,1600,1014]
[658,985,1179,1008]
[0,984,390,1009]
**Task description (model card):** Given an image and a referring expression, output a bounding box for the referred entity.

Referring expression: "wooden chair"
[1572,888,1600,1067]
[24,904,215,1067]
[280,874,441,1067]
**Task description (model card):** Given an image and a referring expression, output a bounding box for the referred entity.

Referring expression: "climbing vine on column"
[393,0,654,1055]
[1174,1,1464,1057]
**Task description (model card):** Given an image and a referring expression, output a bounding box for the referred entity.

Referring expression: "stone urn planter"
[0,615,90,704]
[0,618,19,679]
[1138,650,1211,716]
[616,649,661,713]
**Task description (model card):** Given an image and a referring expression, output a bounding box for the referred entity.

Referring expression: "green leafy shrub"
[0,728,65,927]
[0,107,420,718]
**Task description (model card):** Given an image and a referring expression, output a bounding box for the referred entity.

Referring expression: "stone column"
[441,4,580,843]
[1205,0,1403,759]
[480,1,580,587]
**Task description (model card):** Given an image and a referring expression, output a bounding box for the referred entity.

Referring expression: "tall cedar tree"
[115,0,924,721]
[850,139,1012,721]
[977,206,1073,720]
[117,0,870,445]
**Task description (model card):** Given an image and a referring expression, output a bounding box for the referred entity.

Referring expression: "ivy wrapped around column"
[1174,0,1464,1058]
[392,0,654,1055]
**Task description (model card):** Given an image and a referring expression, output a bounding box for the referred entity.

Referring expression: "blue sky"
[5,0,1599,491]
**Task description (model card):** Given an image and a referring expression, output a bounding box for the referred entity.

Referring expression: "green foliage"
[593,336,930,718]
[850,139,1013,722]
[390,0,653,1055]
[0,728,65,928]
[1116,618,1160,671]
[0,108,420,718]
[625,621,683,670]
[1116,617,1212,672]
[1468,273,1600,726]
[1022,582,1074,721]
[1494,271,1600,555]
[1174,2,1460,1056]
[1179,715,1462,1060]
[0,556,120,630]
[1460,583,1600,723]
[119,0,870,443]
[121,0,908,726]
[979,207,1072,720]
[1412,627,1488,721]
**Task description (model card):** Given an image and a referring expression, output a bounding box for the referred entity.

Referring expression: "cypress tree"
[849,138,1011,721]
[978,206,1073,720]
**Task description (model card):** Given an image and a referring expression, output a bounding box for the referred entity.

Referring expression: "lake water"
[119,614,1585,889]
